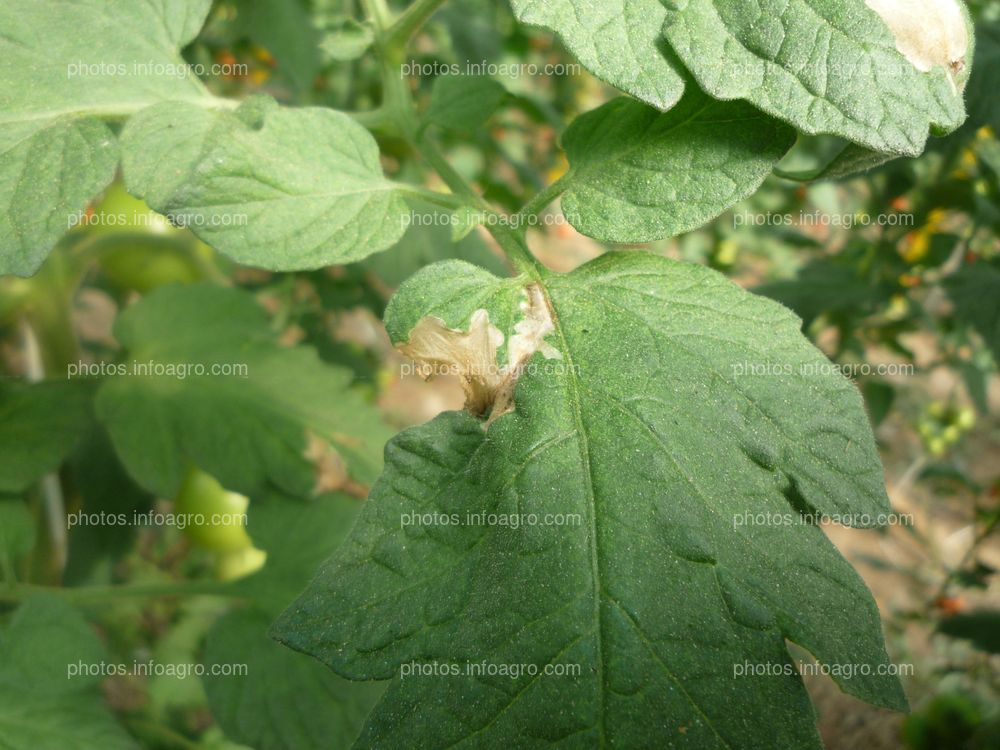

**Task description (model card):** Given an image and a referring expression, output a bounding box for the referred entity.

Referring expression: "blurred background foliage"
[1,1,998,748]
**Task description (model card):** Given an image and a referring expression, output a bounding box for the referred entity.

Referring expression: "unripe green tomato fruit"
[174,468,254,554]
[99,235,205,293]
[956,407,975,430]
[927,437,947,457]
[83,183,177,236]
[214,546,268,582]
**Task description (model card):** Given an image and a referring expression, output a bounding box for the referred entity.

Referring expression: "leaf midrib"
[544,273,740,748]
[540,276,608,748]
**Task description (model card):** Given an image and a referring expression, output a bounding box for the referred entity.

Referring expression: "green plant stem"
[413,121,548,279]
[385,0,449,49]
[400,184,466,209]
[413,135,488,208]
[366,0,546,278]
[361,0,392,28]
[490,224,547,279]
[0,580,239,604]
[933,511,1000,602]
[516,171,572,223]
[347,106,395,132]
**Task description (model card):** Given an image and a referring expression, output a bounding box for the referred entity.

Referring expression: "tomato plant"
[1,1,998,748]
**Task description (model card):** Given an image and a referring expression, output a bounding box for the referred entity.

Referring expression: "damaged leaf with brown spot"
[389,264,561,422]
[276,252,908,748]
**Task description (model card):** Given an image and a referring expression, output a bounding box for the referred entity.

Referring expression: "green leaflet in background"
[0,499,35,580]
[0,0,214,276]
[275,253,906,748]
[204,493,384,750]
[945,263,1000,366]
[424,75,508,133]
[0,596,137,749]
[318,17,375,62]
[0,381,93,494]
[234,0,322,93]
[95,284,393,498]
[121,97,414,270]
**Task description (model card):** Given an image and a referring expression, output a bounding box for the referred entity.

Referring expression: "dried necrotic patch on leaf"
[304,432,349,495]
[865,0,970,83]
[399,309,505,416]
[398,283,561,421]
[508,283,562,365]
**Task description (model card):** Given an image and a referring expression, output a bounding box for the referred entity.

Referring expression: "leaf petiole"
[0,580,241,604]
[384,0,450,50]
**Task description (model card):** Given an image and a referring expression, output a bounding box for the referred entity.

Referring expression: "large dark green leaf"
[274,253,906,748]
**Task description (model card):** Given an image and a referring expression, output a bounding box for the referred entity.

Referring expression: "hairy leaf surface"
[0,0,213,276]
[121,98,413,269]
[510,0,685,110]
[559,92,796,243]
[275,253,906,748]
[661,0,967,155]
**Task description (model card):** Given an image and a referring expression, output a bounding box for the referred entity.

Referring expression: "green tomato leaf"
[0,119,119,276]
[121,97,413,270]
[95,284,392,498]
[205,609,384,750]
[424,75,508,134]
[945,263,1000,365]
[235,0,322,93]
[64,425,154,586]
[203,494,384,750]
[559,92,796,243]
[756,260,893,328]
[510,0,685,110]
[937,610,1000,654]
[0,499,35,577]
[274,253,907,748]
[661,0,968,156]
[319,18,376,62]
[0,0,214,276]
[0,381,93,494]
[0,596,136,749]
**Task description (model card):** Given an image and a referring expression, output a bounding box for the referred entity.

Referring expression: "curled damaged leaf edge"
[398,283,561,424]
